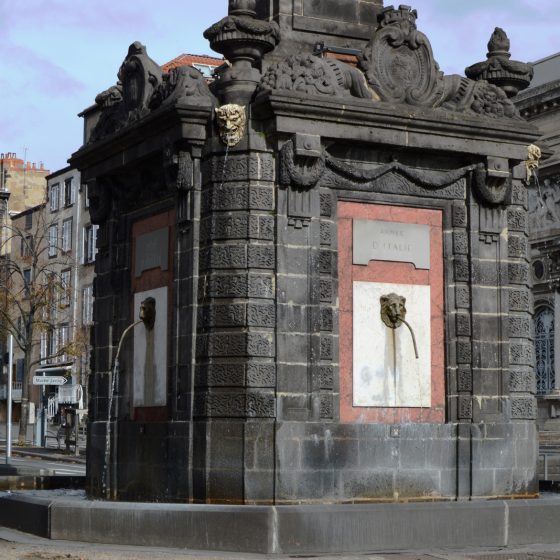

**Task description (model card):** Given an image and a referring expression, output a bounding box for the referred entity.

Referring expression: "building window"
[83,224,98,264]
[536,307,555,395]
[62,218,73,253]
[59,324,70,362]
[49,183,60,212]
[64,178,75,207]
[82,285,93,325]
[23,268,31,288]
[83,183,89,209]
[192,63,217,79]
[48,224,58,257]
[25,212,32,230]
[60,269,71,307]
[47,328,57,362]
[40,331,47,365]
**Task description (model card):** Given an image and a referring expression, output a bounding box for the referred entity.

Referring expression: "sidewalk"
[0,422,86,464]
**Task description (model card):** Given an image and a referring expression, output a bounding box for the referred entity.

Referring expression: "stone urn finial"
[229,0,256,17]
[204,0,279,105]
[465,28,533,98]
[487,27,510,57]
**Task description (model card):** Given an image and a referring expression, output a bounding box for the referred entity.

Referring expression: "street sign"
[33,376,67,386]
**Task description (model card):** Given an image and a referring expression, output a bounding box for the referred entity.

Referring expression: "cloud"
[0,39,85,96]
[0,0,151,35]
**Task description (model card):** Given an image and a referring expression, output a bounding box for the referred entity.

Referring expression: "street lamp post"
[6,334,13,464]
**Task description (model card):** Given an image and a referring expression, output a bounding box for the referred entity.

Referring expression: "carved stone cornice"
[254,92,539,162]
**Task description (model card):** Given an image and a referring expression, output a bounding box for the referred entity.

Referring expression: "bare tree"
[0,207,87,445]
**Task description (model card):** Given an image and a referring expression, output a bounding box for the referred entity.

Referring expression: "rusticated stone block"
[458,396,473,419]
[511,397,537,419]
[452,204,468,228]
[453,231,468,255]
[507,208,527,231]
[204,152,275,184]
[204,273,273,300]
[319,250,333,274]
[205,244,247,269]
[246,391,276,418]
[199,304,246,328]
[508,315,531,338]
[508,289,531,312]
[204,274,248,298]
[320,337,333,360]
[508,262,529,285]
[508,235,527,258]
[320,191,333,217]
[320,308,334,331]
[194,390,276,418]
[454,258,469,282]
[248,245,275,269]
[196,364,246,387]
[205,185,274,212]
[456,286,470,309]
[197,333,275,358]
[509,369,536,393]
[320,279,333,303]
[510,342,534,366]
[320,222,332,246]
[457,366,473,392]
[247,363,276,387]
[248,274,275,299]
[247,303,276,328]
[313,365,334,390]
[511,183,528,207]
[456,313,471,336]
[247,333,276,357]
[320,393,334,419]
[456,340,472,364]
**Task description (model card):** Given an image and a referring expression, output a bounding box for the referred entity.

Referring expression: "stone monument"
[71,1,540,503]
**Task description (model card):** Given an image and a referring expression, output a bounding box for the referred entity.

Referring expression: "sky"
[0,0,559,173]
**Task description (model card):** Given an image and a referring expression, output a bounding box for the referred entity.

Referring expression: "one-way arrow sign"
[33,376,67,386]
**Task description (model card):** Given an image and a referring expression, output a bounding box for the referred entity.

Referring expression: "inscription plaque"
[135,227,169,277]
[353,220,430,269]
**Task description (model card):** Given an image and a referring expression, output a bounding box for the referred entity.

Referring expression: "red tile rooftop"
[163,53,224,72]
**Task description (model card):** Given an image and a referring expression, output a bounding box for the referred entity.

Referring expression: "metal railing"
[0,382,22,401]
[539,451,560,481]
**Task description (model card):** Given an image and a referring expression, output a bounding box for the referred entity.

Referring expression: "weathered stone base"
[1,493,560,553]
[87,419,538,503]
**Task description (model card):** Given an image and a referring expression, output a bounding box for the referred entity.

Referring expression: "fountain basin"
[1,491,560,554]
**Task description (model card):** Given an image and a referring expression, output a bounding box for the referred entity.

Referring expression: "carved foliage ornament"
[359,5,520,119]
[215,104,247,147]
[90,42,216,144]
[260,54,374,99]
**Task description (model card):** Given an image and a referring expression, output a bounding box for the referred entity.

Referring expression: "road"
[2,454,85,476]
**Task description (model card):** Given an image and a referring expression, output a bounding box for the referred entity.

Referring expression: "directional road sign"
[33,375,67,386]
